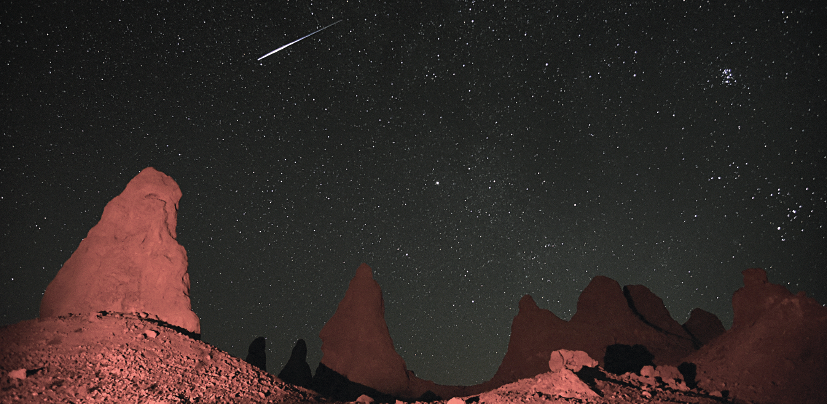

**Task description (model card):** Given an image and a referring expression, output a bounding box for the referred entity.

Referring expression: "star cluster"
[1,1,825,385]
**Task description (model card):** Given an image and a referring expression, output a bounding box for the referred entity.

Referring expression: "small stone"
[447,398,465,404]
[355,394,375,403]
[8,368,27,380]
[143,330,158,338]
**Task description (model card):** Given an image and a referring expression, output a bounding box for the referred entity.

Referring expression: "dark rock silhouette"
[685,268,827,404]
[278,339,312,388]
[603,344,654,375]
[677,362,698,389]
[682,308,726,347]
[39,167,200,335]
[310,362,401,403]
[246,336,267,372]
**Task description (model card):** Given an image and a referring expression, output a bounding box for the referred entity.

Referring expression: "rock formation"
[486,276,697,388]
[685,268,827,404]
[313,263,417,399]
[309,263,494,401]
[547,349,597,373]
[278,339,312,388]
[731,267,794,328]
[682,308,725,346]
[624,284,694,341]
[39,167,200,335]
[246,336,267,372]
[487,295,567,385]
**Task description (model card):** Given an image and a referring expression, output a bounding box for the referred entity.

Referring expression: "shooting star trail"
[257,20,342,61]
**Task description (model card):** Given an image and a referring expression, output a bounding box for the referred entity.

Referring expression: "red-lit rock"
[548,349,597,373]
[488,295,567,385]
[686,268,827,404]
[682,308,726,346]
[486,276,697,388]
[316,263,414,398]
[731,268,792,329]
[571,276,638,327]
[39,167,200,335]
[624,284,693,340]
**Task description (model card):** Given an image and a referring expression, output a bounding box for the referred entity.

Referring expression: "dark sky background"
[2,1,825,386]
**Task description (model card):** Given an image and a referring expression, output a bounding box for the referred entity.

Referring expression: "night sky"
[2,1,825,386]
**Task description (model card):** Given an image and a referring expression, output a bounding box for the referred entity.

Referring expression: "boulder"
[278,339,312,388]
[39,167,200,335]
[682,308,726,346]
[531,369,598,399]
[603,344,654,375]
[637,365,689,391]
[354,395,374,403]
[548,349,597,373]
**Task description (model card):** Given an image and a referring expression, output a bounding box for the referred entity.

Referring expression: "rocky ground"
[0,313,323,403]
[1,313,731,404]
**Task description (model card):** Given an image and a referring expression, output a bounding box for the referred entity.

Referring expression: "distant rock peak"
[518,294,540,312]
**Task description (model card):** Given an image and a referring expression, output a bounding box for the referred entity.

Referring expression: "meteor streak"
[257,20,342,61]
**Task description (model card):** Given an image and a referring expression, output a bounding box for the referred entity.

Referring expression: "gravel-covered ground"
[1,313,729,403]
[0,313,325,403]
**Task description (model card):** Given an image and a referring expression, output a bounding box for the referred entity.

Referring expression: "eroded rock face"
[491,295,568,384]
[487,276,697,388]
[572,276,638,327]
[682,308,726,346]
[686,268,827,404]
[731,268,792,329]
[624,284,693,340]
[315,263,413,398]
[39,167,200,335]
